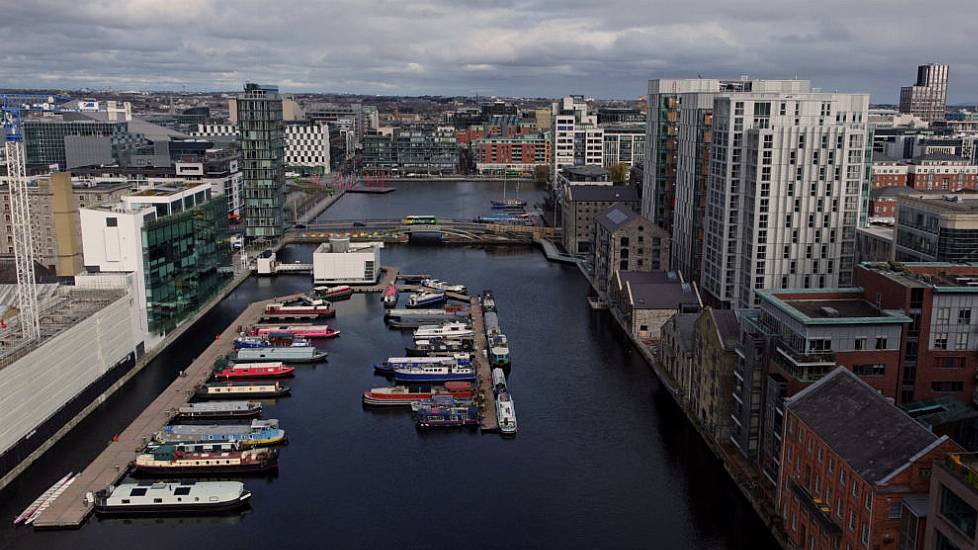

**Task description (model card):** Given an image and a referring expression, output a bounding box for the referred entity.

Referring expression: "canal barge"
[361,381,475,406]
[196,381,291,399]
[391,364,477,383]
[94,481,252,516]
[316,285,354,301]
[153,419,286,447]
[232,346,328,363]
[413,321,474,340]
[213,362,295,380]
[252,324,340,339]
[175,401,262,422]
[374,354,472,374]
[131,446,278,476]
[407,291,447,308]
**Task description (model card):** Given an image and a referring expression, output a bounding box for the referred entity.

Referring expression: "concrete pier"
[470,297,498,432]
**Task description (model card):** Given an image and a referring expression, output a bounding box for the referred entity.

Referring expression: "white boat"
[414,321,474,340]
[13,472,72,525]
[420,278,467,293]
[496,390,518,435]
[407,291,447,308]
[492,367,508,394]
[95,481,252,516]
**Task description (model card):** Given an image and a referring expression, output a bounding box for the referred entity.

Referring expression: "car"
[352,221,366,228]
[294,223,307,229]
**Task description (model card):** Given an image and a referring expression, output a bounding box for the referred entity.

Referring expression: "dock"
[534,237,581,264]
[350,266,399,293]
[470,297,498,432]
[31,295,291,530]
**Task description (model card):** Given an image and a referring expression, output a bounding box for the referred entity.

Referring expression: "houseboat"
[407,291,447,308]
[175,401,262,422]
[495,390,518,435]
[384,309,469,328]
[94,481,252,516]
[361,381,475,406]
[232,346,328,363]
[131,446,278,476]
[196,381,291,400]
[488,334,511,367]
[374,354,472,374]
[213,362,295,380]
[405,338,474,356]
[316,285,354,301]
[413,321,474,340]
[382,283,398,308]
[391,364,477,383]
[234,334,311,349]
[253,324,340,339]
[481,290,496,313]
[153,419,286,447]
[415,405,479,429]
[420,278,467,294]
[263,301,335,319]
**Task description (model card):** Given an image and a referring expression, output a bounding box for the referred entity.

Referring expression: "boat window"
[121,499,130,504]
[153,498,163,503]
[174,487,191,496]
[129,488,147,497]
[195,497,200,501]
[209,496,219,502]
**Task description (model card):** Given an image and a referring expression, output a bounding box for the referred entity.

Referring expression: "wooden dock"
[31,296,287,530]
[470,298,498,432]
[351,266,399,294]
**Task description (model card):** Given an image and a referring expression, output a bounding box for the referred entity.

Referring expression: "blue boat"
[234,335,311,349]
[491,199,527,210]
[415,405,479,429]
[374,354,472,374]
[407,291,447,308]
[392,364,477,383]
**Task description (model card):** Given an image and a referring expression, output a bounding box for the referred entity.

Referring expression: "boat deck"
[30,296,289,530]
[397,285,469,302]
[470,298,498,432]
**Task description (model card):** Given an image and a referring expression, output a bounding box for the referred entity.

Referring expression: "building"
[0,173,82,277]
[312,238,382,285]
[471,133,550,175]
[597,107,645,125]
[393,125,457,174]
[591,203,669,296]
[700,91,871,309]
[690,307,740,443]
[925,451,978,549]
[23,118,130,170]
[551,96,603,175]
[284,121,331,174]
[660,312,698,403]
[873,154,978,191]
[601,126,645,171]
[559,184,639,255]
[869,186,915,222]
[555,165,611,188]
[855,225,895,263]
[777,367,961,550]
[895,194,978,262]
[80,182,231,340]
[900,63,950,124]
[237,83,286,239]
[608,270,702,341]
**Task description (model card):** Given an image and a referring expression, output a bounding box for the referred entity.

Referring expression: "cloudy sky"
[2,0,976,102]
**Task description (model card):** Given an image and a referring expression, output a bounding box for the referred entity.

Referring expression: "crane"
[1,93,67,340]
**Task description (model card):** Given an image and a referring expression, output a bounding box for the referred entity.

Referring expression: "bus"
[403,215,438,225]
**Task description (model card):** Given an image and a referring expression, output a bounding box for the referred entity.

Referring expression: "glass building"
[237,83,286,239]
[23,119,131,169]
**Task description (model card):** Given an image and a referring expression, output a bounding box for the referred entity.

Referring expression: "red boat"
[361,381,475,406]
[264,302,336,318]
[252,324,341,338]
[382,283,398,308]
[214,362,295,380]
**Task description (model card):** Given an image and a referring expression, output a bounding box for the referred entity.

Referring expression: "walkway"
[470,298,498,432]
[534,237,580,264]
[350,267,400,293]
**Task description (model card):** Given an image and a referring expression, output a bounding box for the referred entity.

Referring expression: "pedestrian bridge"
[287,218,559,243]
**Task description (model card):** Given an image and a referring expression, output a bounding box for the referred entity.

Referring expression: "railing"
[944,453,978,492]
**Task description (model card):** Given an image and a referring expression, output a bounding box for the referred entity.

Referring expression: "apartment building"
[900,63,950,124]
[284,121,331,174]
[551,96,603,176]
[237,83,286,239]
[895,194,978,262]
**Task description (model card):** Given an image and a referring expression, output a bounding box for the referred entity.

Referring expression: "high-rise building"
[894,193,978,262]
[899,63,949,124]
[700,91,870,309]
[551,96,603,177]
[284,121,331,174]
[237,83,286,239]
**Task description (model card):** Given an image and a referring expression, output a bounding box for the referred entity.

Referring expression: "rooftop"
[567,185,639,203]
[562,165,609,180]
[618,271,701,310]
[759,288,912,325]
[787,368,944,484]
[595,203,642,232]
[898,193,978,213]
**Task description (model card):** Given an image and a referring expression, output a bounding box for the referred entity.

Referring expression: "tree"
[533,164,550,184]
[609,162,629,184]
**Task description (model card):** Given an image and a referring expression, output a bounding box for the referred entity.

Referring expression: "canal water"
[0,183,778,550]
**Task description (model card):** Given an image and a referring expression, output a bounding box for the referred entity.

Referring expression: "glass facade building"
[23,120,131,168]
[237,83,286,239]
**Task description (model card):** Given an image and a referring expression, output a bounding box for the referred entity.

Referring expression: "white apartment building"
[551,96,603,177]
[284,121,331,174]
[700,92,871,309]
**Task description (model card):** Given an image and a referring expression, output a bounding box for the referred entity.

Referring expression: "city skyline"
[3,0,978,101]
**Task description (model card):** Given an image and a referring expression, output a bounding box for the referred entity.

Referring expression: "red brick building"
[471,134,550,175]
[872,154,978,191]
[778,368,962,550]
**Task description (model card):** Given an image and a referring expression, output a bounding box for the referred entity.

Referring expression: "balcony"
[773,347,836,383]
[944,453,978,494]
[790,480,842,537]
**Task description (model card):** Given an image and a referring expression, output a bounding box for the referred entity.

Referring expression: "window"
[851,480,859,497]
[129,488,147,497]
[854,337,866,351]
[959,309,972,325]
[849,510,856,531]
[860,523,869,545]
[956,333,969,350]
[935,333,949,350]
[933,381,964,392]
[174,487,191,496]
[936,308,951,323]
[854,364,885,376]
[888,504,902,520]
[864,492,872,511]
[875,337,887,350]
[940,485,977,539]
[106,217,118,227]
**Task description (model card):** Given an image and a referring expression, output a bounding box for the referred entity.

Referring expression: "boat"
[253,324,340,339]
[475,215,531,225]
[492,367,508,395]
[384,308,470,328]
[214,362,295,380]
[374,354,472,374]
[316,285,354,301]
[196,381,291,399]
[415,405,479,429]
[409,394,473,412]
[94,481,252,516]
[145,441,242,454]
[495,390,518,435]
[234,334,311,349]
[413,321,474,340]
[132,446,278,476]
[405,338,474,356]
[488,334,511,367]
[153,419,286,447]
[420,278,467,293]
[484,311,501,337]
[263,301,335,319]
[13,472,73,525]
[391,364,477,383]
[232,346,328,363]
[382,283,398,308]
[361,381,475,406]
[407,291,447,308]
[491,198,527,210]
[23,474,77,525]
[176,401,262,422]
[481,290,496,313]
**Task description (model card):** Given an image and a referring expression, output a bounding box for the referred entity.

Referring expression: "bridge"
[287,218,560,244]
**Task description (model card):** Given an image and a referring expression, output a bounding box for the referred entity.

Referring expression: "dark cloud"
[0,0,974,101]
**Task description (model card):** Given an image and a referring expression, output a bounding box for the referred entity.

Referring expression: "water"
[318,180,548,221]
[0,186,778,550]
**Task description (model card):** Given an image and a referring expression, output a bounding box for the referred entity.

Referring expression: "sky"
[2,0,977,102]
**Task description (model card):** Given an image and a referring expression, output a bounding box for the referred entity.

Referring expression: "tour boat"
[232,346,328,363]
[407,291,447,308]
[94,481,252,516]
[382,283,398,308]
[496,390,518,435]
[489,334,511,367]
[391,364,477,383]
[176,401,262,422]
[420,278,467,294]
[374,354,472,374]
[132,446,278,476]
[253,324,340,339]
[213,362,295,380]
[196,381,291,399]
[413,321,474,340]
[263,301,335,318]
[405,338,474,356]
[361,381,475,406]
[491,198,527,210]
[234,334,312,349]
[481,290,496,313]
[13,472,73,526]
[415,405,480,429]
[153,419,286,447]
[316,285,354,301]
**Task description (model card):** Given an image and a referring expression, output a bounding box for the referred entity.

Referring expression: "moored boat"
[488,334,511,367]
[407,291,447,308]
[406,337,474,356]
[234,334,312,349]
[415,405,480,429]
[496,390,518,435]
[196,381,291,399]
[132,446,278,476]
[153,419,286,447]
[316,285,354,300]
[253,324,340,339]
[232,346,328,363]
[481,290,496,313]
[176,401,262,422]
[384,308,470,328]
[361,381,475,406]
[263,301,335,319]
[413,321,474,340]
[382,283,398,308]
[391,363,477,383]
[409,394,473,412]
[94,481,252,516]
[213,362,295,380]
[374,353,472,374]
[420,278,467,294]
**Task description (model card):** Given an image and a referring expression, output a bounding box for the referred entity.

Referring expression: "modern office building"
[393,125,458,174]
[237,83,286,239]
[601,126,645,171]
[899,63,950,124]
[551,96,603,175]
[284,121,331,174]
[700,91,871,309]
[23,119,130,170]
[894,194,978,262]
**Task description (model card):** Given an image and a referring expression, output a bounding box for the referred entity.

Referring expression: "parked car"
[352,222,366,227]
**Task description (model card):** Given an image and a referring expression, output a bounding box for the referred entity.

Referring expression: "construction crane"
[1,93,67,340]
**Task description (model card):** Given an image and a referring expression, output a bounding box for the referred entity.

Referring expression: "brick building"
[872,154,978,191]
[691,308,740,443]
[471,133,550,175]
[591,203,669,296]
[777,368,962,550]
[559,185,638,255]
[608,271,701,342]
[925,451,978,549]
